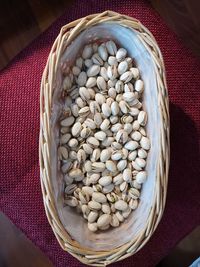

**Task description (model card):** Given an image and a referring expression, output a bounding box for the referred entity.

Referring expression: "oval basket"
[39,10,170,266]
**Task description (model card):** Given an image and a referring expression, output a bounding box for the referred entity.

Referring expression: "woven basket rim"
[39,10,170,266]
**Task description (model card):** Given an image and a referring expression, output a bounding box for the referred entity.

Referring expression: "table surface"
[0,1,200,267]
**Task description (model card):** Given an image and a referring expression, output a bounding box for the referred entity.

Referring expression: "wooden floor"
[0,0,199,70]
[0,0,73,70]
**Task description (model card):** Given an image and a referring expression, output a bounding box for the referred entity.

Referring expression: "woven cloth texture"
[0,0,200,266]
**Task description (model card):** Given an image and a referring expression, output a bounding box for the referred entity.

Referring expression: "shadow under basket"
[39,11,170,266]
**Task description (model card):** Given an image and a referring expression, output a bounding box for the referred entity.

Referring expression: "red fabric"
[0,0,200,266]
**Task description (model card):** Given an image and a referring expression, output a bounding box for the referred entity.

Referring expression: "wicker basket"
[39,11,170,266]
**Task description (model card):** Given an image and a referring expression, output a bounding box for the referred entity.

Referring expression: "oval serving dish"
[39,10,170,266]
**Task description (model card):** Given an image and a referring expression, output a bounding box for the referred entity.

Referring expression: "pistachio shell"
[68,168,83,179]
[116,48,127,62]
[63,76,72,90]
[111,142,122,150]
[100,149,112,162]
[88,222,98,232]
[76,57,83,68]
[123,168,132,182]
[132,161,142,171]
[88,200,101,210]
[101,137,114,147]
[68,138,78,148]
[72,66,81,76]
[87,65,100,77]
[110,214,120,227]
[98,44,108,61]
[119,100,130,114]
[65,184,77,194]
[92,53,104,65]
[89,101,100,114]
[105,160,117,172]
[99,176,112,187]
[136,171,147,184]
[108,87,117,99]
[78,106,90,117]
[111,151,123,161]
[95,93,106,105]
[60,116,75,127]
[80,127,91,139]
[118,61,128,75]
[86,77,97,88]
[97,76,107,90]
[108,56,118,66]
[135,157,146,168]
[124,123,132,134]
[87,136,100,147]
[77,149,86,163]
[111,123,122,133]
[102,103,112,117]
[71,122,82,137]
[94,113,102,126]
[79,87,90,101]
[84,59,93,68]
[77,72,87,86]
[60,133,71,144]
[65,196,78,207]
[102,183,114,194]
[117,159,127,171]
[111,101,120,116]
[133,120,140,131]
[107,65,118,80]
[58,146,69,160]
[94,131,106,141]
[106,40,117,56]
[92,192,107,203]
[123,92,136,102]
[120,71,133,83]
[71,104,79,117]
[124,140,138,150]
[82,44,93,59]
[97,214,111,227]
[138,148,147,158]
[128,151,137,161]
[100,119,110,131]
[76,97,86,108]
[88,211,99,223]
[135,79,144,93]
[91,162,105,172]
[138,111,147,126]
[129,199,138,210]
[64,174,74,185]
[115,129,128,143]
[110,115,118,124]
[114,200,128,211]
[100,67,109,81]
[129,188,140,199]
[90,148,101,162]
[140,136,151,150]
[85,118,96,130]
[89,173,100,184]
[130,67,139,79]
[122,207,131,218]
[131,131,142,141]
[82,186,94,196]
[84,161,92,172]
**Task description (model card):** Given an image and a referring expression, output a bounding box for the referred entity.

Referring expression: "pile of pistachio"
[59,40,150,232]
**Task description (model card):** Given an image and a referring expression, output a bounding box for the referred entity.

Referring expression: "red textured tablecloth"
[0,1,200,266]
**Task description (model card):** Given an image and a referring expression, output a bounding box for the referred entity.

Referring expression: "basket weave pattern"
[39,10,170,266]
